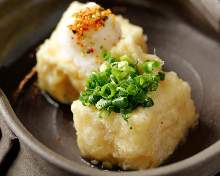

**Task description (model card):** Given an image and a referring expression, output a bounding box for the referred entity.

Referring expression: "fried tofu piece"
[71,72,197,170]
[36,1,147,103]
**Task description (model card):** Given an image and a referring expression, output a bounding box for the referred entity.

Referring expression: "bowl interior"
[0,0,220,171]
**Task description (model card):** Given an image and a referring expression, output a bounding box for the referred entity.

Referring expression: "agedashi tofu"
[71,72,197,170]
[36,1,147,103]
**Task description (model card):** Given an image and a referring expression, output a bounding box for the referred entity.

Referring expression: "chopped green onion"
[96,99,112,110]
[101,50,115,63]
[142,97,154,107]
[100,83,116,99]
[142,60,161,73]
[158,71,165,80]
[112,97,128,108]
[88,93,100,104]
[119,55,133,64]
[80,50,165,121]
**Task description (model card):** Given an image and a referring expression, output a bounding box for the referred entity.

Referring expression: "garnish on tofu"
[68,6,112,40]
[80,51,165,120]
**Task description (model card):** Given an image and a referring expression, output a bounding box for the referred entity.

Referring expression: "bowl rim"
[1,89,220,176]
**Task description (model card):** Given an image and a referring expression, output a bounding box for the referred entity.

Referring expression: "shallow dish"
[0,0,220,176]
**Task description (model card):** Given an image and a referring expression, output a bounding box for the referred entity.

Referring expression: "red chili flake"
[86,47,95,54]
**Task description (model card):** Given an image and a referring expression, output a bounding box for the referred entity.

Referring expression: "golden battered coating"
[71,72,197,170]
